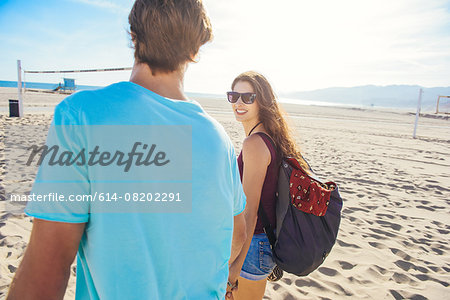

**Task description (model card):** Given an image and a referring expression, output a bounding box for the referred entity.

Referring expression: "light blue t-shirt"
[25,82,246,299]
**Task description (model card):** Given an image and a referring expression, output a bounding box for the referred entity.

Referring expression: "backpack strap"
[258,204,277,247]
[252,132,278,248]
[257,132,314,173]
[252,132,314,248]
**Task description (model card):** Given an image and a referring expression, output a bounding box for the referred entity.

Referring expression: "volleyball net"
[10,59,133,116]
[21,65,132,93]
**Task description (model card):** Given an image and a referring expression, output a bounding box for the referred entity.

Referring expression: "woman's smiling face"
[231,80,260,123]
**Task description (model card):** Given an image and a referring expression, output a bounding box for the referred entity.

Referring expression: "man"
[7,1,246,299]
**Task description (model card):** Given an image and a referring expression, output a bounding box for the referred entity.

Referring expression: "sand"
[1,87,449,299]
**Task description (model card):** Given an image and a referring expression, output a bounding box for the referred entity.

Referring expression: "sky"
[1,0,449,94]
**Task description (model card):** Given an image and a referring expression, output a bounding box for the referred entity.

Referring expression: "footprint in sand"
[431,205,445,209]
[412,274,449,287]
[368,242,388,249]
[394,260,415,272]
[389,290,404,300]
[431,247,444,255]
[417,200,430,205]
[390,248,413,261]
[391,272,414,285]
[294,278,325,290]
[431,220,448,228]
[318,267,339,276]
[348,216,356,222]
[416,205,434,212]
[401,185,415,190]
[369,228,398,238]
[414,274,429,281]
[338,261,355,270]
[376,220,402,231]
[378,191,390,197]
[427,265,439,272]
[425,184,450,192]
[271,283,281,291]
[337,240,361,249]
[376,213,395,220]
[425,179,439,183]
[343,207,370,214]
[8,264,17,273]
[374,265,389,275]
[437,228,449,235]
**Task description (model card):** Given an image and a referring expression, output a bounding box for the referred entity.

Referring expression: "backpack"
[258,138,343,277]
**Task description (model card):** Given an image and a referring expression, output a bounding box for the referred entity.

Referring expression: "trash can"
[9,99,20,117]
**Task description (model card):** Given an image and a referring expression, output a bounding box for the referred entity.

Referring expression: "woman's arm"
[228,134,271,281]
[230,212,247,263]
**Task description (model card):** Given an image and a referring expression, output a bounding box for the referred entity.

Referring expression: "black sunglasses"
[227,92,257,104]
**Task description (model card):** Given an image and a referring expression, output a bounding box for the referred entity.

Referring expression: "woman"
[227,71,310,299]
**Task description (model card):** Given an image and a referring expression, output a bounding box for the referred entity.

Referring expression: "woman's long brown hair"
[232,71,310,172]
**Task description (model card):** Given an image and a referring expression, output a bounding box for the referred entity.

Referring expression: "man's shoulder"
[62,82,125,103]
[197,111,231,141]
[53,82,136,118]
[55,84,107,107]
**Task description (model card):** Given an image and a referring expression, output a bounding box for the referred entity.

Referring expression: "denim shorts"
[240,233,276,281]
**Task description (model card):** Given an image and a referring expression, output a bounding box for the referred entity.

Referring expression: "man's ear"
[129,30,137,46]
[191,51,200,63]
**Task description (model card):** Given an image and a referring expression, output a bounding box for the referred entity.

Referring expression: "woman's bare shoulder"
[242,133,271,165]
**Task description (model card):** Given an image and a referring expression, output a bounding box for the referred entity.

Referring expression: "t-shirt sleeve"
[24,99,90,223]
[230,145,246,216]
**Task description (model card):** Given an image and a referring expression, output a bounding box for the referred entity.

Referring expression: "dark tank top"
[237,132,278,234]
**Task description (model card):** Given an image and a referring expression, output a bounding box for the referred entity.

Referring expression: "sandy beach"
[0,87,449,299]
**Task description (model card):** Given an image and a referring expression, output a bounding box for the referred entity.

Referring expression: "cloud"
[196,0,450,92]
[70,0,130,14]
[3,0,448,92]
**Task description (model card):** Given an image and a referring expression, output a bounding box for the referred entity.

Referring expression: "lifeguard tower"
[61,78,76,92]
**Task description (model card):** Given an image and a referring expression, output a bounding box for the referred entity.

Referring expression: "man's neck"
[129,61,188,101]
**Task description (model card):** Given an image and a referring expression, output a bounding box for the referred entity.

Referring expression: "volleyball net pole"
[412,88,423,139]
[17,59,24,117]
